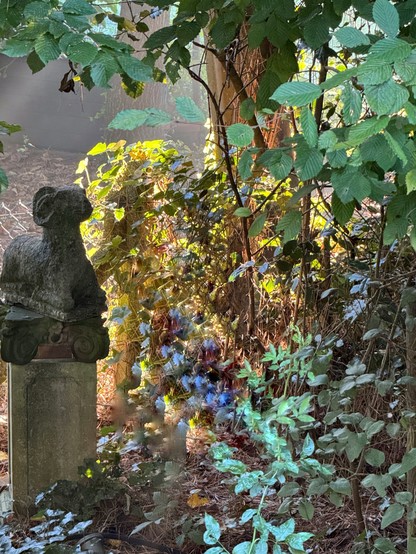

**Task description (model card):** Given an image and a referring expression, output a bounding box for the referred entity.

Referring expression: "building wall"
[0,55,107,153]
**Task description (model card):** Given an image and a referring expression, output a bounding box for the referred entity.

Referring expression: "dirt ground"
[0,143,84,261]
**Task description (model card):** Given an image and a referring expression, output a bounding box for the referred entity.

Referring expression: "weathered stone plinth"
[8,361,97,513]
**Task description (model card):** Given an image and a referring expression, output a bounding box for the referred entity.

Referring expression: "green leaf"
[240,509,257,524]
[335,27,370,47]
[234,207,252,217]
[118,54,153,82]
[257,150,293,180]
[238,150,254,180]
[304,16,330,50]
[240,98,256,121]
[318,130,338,150]
[270,81,322,107]
[295,139,324,180]
[0,168,8,192]
[232,542,251,554]
[384,131,408,165]
[373,0,399,38]
[1,39,33,57]
[342,83,362,125]
[67,41,97,66]
[108,108,171,130]
[345,431,367,462]
[332,193,354,225]
[278,483,300,498]
[307,477,328,496]
[248,213,267,237]
[346,116,389,146]
[395,51,416,82]
[369,38,412,63]
[300,107,318,147]
[62,0,96,15]
[215,458,247,474]
[276,211,302,243]
[269,518,295,541]
[34,33,61,64]
[175,96,205,123]
[365,79,409,115]
[381,504,404,530]
[298,499,314,521]
[204,514,221,545]
[144,26,178,49]
[361,473,392,496]
[329,478,351,496]
[227,124,254,147]
[321,67,358,90]
[90,53,119,87]
[144,108,173,127]
[286,532,314,550]
[358,62,392,86]
[389,448,416,476]
[26,50,45,73]
[301,434,315,457]
[364,448,385,467]
[406,169,416,193]
[24,1,51,19]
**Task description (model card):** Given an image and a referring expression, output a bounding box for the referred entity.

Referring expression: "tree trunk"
[406,295,416,551]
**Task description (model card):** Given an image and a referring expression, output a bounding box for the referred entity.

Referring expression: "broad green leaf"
[321,67,358,90]
[248,213,267,237]
[307,477,328,496]
[386,422,401,437]
[238,150,254,180]
[257,149,293,180]
[332,193,354,225]
[395,492,412,505]
[232,542,251,554]
[277,482,300,497]
[204,514,221,545]
[87,142,107,155]
[24,1,51,18]
[365,79,409,115]
[389,448,416,476]
[1,39,33,57]
[269,518,295,541]
[361,473,392,496]
[144,26,178,49]
[345,431,367,462]
[358,62,392,86]
[327,149,348,168]
[90,54,119,87]
[298,499,314,521]
[300,107,318,147]
[240,509,257,524]
[373,0,400,38]
[227,124,254,147]
[406,169,416,193]
[329,478,351,496]
[342,83,362,125]
[335,27,370,47]
[275,211,302,243]
[270,81,322,106]
[295,139,323,180]
[215,458,247,474]
[62,0,96,15]
[373,538,397,554]
[381,503,404,530]
[304,16,330,49]
[332,168,371,203]
[143,108,172,127]
[67,41,97,66]
[346,116,389,146]
[240,98,256,120]
[118,55,153,82]
[34,33,61,64]
[234,207,252,217]
[175,96,205,122]
[318,130,338,150]
[108,109,149,130]
[286,532,314,550]
[364,448,385,467]
[301,434,315,457]
[395,51,416,82]
[369,38,412,63]
[384,131,407,165]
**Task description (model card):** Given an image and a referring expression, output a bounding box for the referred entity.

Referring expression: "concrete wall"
[0,55,107,153]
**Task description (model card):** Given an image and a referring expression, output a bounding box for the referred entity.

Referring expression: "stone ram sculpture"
[0,185,107,322]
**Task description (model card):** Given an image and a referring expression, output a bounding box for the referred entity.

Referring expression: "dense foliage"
[2,0,416,552]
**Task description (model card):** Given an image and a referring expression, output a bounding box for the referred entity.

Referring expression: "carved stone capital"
[0,306,109,365]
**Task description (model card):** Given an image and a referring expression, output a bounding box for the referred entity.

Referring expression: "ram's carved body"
[0,185,107,322]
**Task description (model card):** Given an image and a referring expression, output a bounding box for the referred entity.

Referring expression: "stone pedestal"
[8,361,97,513]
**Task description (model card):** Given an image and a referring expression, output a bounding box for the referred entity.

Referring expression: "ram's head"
[33,186,93,227]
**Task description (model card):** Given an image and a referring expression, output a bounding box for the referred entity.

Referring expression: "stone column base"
[8,361,97,513]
